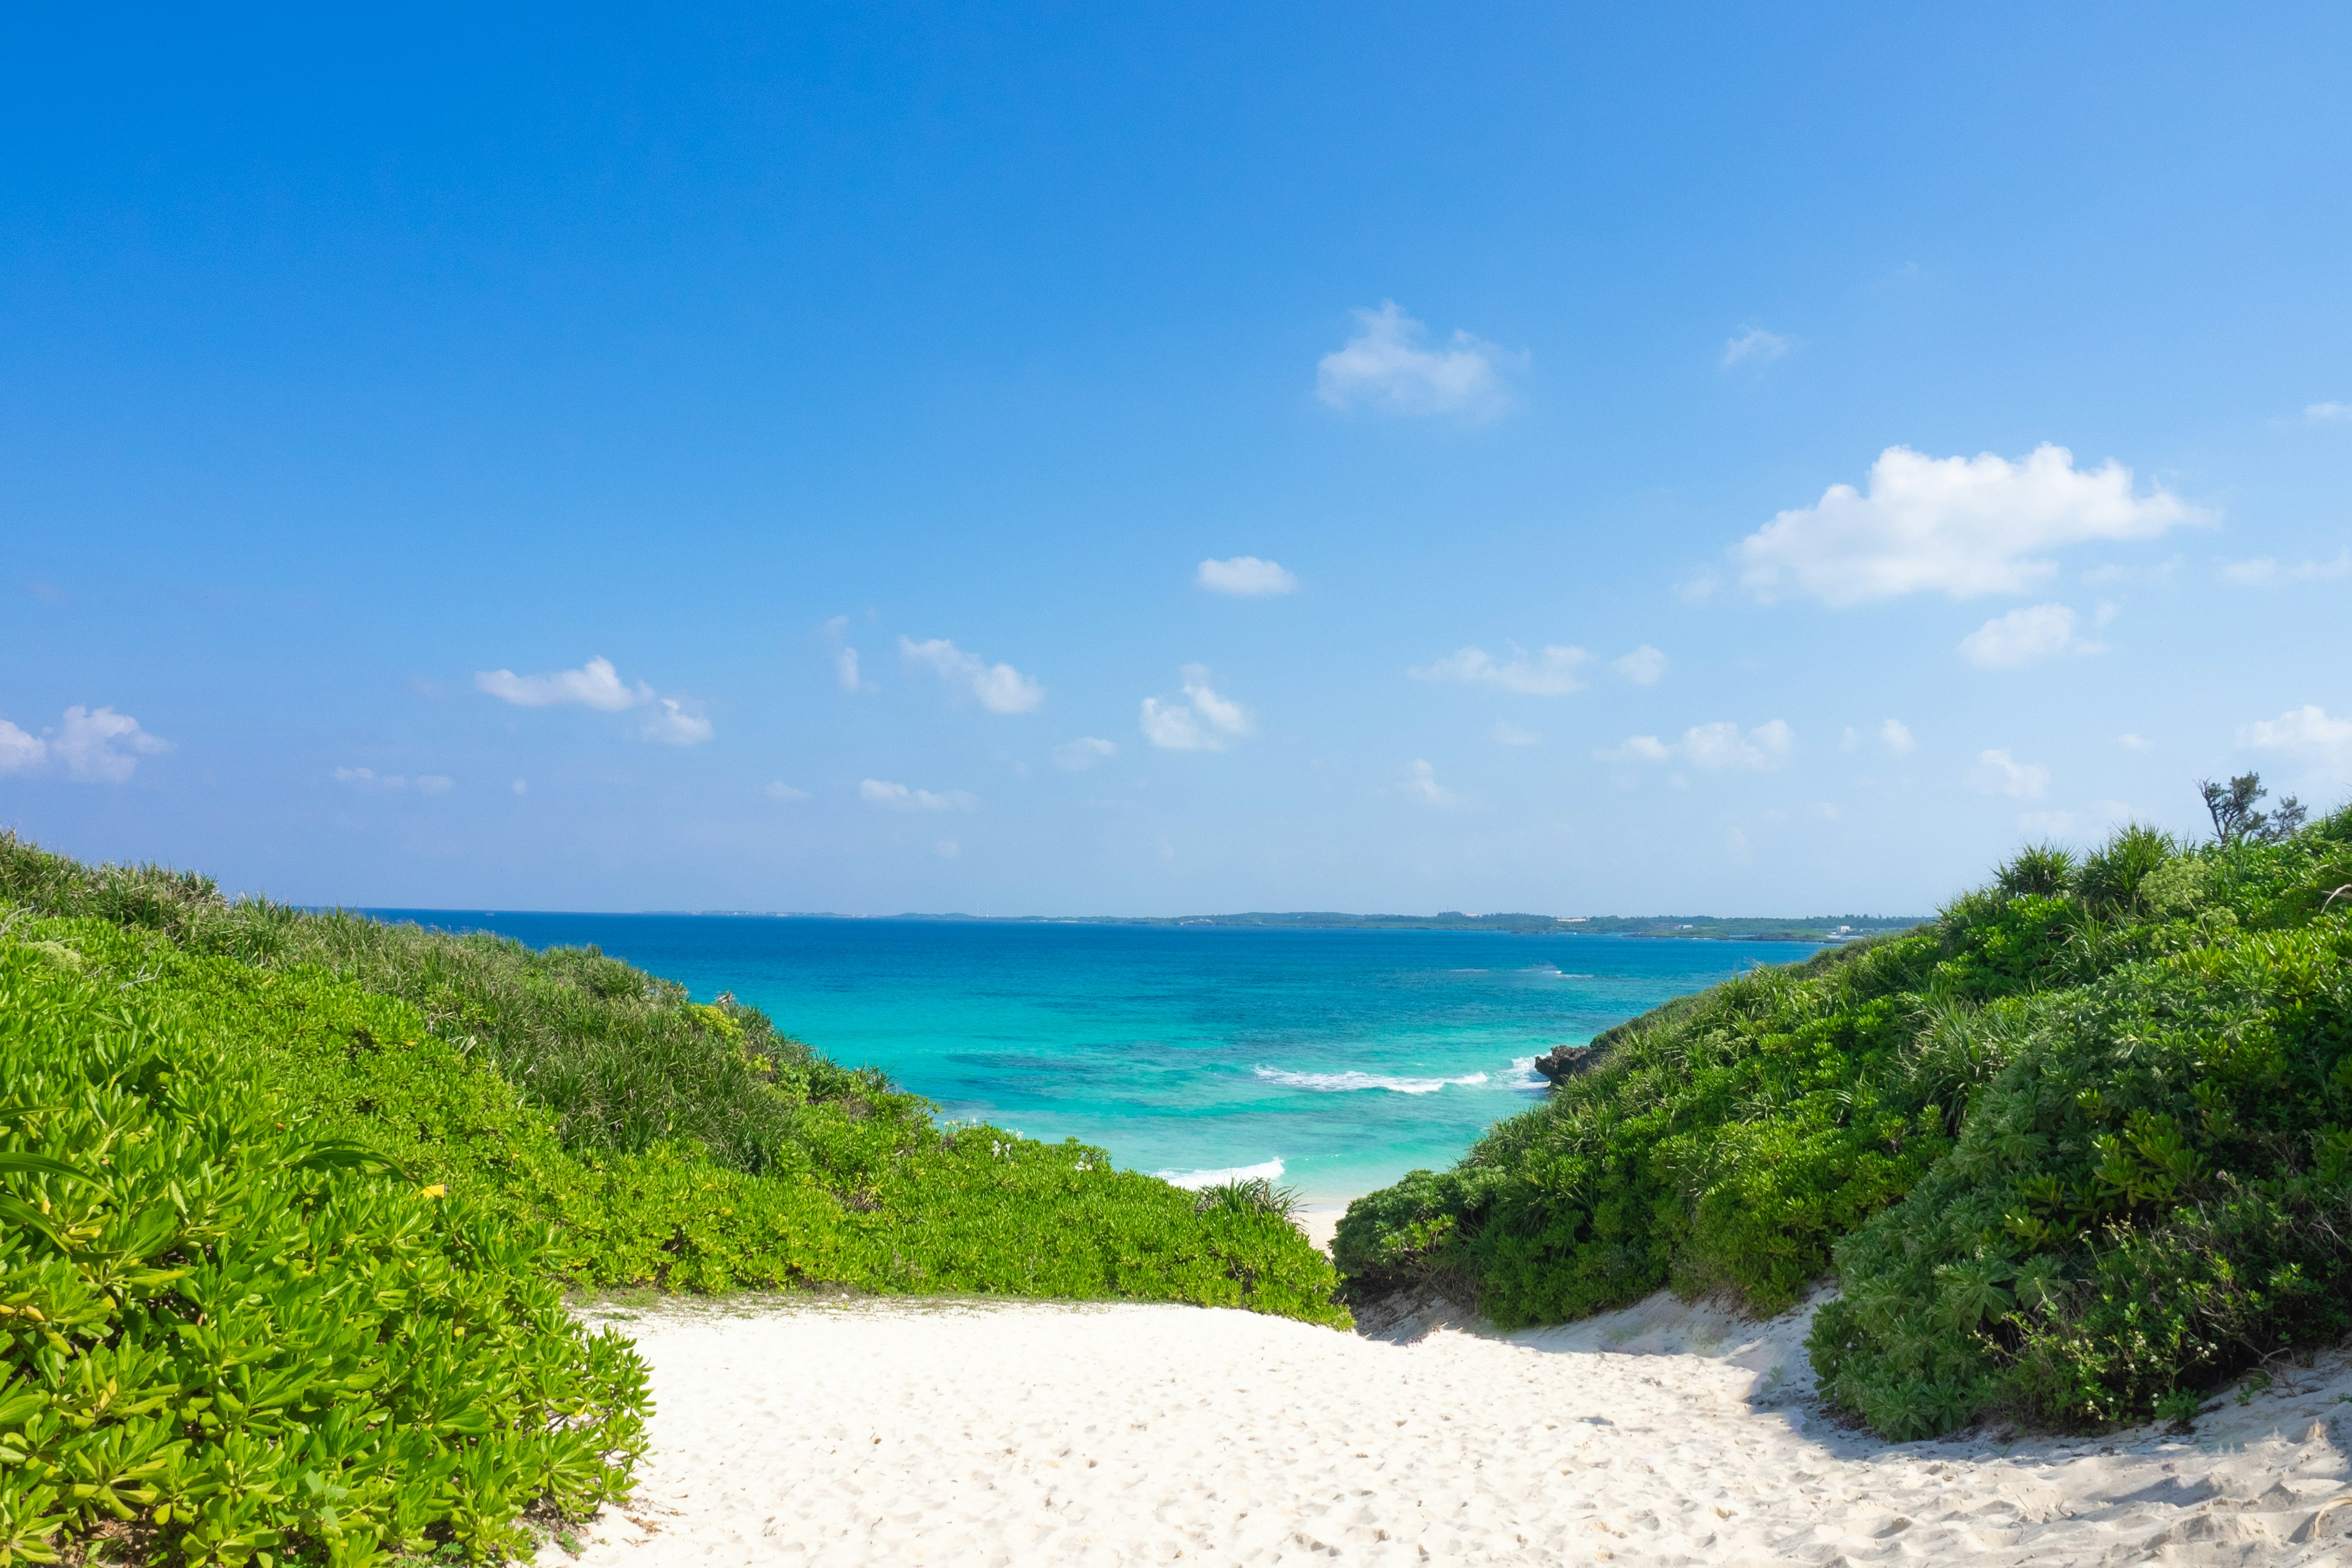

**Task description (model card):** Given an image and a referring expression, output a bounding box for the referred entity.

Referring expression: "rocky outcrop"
[1531,1042,1605,1085]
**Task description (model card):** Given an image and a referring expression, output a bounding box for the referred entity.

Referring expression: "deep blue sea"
[368,913,1819,1206]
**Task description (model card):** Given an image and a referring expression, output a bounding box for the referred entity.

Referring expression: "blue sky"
[5,4,2349,915]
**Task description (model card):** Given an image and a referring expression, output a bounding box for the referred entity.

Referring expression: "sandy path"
[549,1291,2352,1566]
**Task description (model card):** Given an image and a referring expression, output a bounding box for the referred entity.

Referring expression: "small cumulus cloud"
[1197,556,1298,596]
[0,706,172,783]
[640,697,714,746]
[1397,759,1461,808]
[1611,645,1667,685]
[1959,603,2106,669]
[1599,720,1793,772]
[861,778,978,812]
[836,648,870,692]
[1412,644,1591,696]
[2240,705,2352,782]
[1721,326,1792,369]
[1879,719,1917,755]
[900,636,1044,714]
[1315,301,1524,420]
[766,781,810,801]
[2119,734,2150,750]
[1969,748,2050,799]
[1140,666,1253,752]
[1053,737,1118,771]
[1735,445,2204,606]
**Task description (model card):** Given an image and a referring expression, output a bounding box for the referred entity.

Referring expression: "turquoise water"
[371,914,1818,1205]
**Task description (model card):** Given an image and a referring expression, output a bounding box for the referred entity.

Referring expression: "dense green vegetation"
[1336,794,2352,1439]
[0,833,1346,1565]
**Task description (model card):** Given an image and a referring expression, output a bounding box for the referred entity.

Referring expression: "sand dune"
[548,1290,2352,1566]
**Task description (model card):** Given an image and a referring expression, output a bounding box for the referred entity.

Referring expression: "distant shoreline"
[363,907,1927,943]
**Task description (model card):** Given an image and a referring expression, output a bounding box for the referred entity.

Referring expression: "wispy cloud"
[1492,720,1540,747]
[1197,556,1298,596]
[1959,603,2107,669]
[1611,644,1667,684]
[1140,666,1254,752]
[1721,326,1792,369]
[639,697,714,746]
[0,706,173,783]
[1316,301,1524,420]
[1598,720,1793,772]
[1411,644,1591,696]
[1053,737,1118,771]
[1969,748,2049,799]
[475,656,650,711]
[2305,401,2352,424]
[2220,550,2350,587]
[900,636,1044,715]
[1397,759,1461,807]
[860,778,978,811]
[1735,445,2203,605]
[334,766,454,794]
[765,781,809,801]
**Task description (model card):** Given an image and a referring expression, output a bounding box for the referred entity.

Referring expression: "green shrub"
[0,930,647,1567]
[1336,807,2352,1437]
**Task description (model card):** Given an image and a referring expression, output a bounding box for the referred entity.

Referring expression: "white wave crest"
[1254,1066,1489,1095]
[1507,1056,1549,1090]
[1156,1157,1286,1189]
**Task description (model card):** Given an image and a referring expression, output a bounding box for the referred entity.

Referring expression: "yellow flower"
[420,1183,448,1199]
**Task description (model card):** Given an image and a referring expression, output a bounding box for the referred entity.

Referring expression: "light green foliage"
[0,930,647,1567]
[1336,807,2352,1438]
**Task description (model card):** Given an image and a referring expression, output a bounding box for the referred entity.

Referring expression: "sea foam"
[1156,1157,1286,1189]
[1254,1066,1490,1095]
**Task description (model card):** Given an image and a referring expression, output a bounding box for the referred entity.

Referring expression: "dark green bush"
[1336,807,2352,1437]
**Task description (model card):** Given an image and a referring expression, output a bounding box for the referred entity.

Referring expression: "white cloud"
[1314,301,1523,420]
[1140,666,1254,752]
[766,781,810,801]
[2222,550,2349,587]
[512,778,529,796]
[1054,737,1118,771]
[1412,644,1591,696]
[1721,326,1792,369]
[900,636,1044,715]
[2306,402,2352,423]
[2241,705,2352,778]
[1959,603,2105,669]
[1879,718,1917,755]
[1611,645,1667,684]
[1735,445,2204,606]
[1197,556,1298,596]
[860,778,978,811]
[415,775,454,796]
[7,706,175,783]
[335,766,453,794]
[1598,720,1793,771]
[1492,720,1540,747]
[0,720,43,774]
[836,647,869,692]
[936,839,960,859]
[1398,759,1460,807]
[640,696,714,746]
[2119,733,2150,750]
[475,655,650,711]
[1970,748,2049,799]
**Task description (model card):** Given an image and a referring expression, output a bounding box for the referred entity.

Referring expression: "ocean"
[368,913,1820,1206]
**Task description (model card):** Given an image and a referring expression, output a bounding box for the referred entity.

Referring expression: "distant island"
[861,911,1927,942]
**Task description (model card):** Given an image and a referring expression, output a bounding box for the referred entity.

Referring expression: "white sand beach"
[547,1290,2352,1566]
